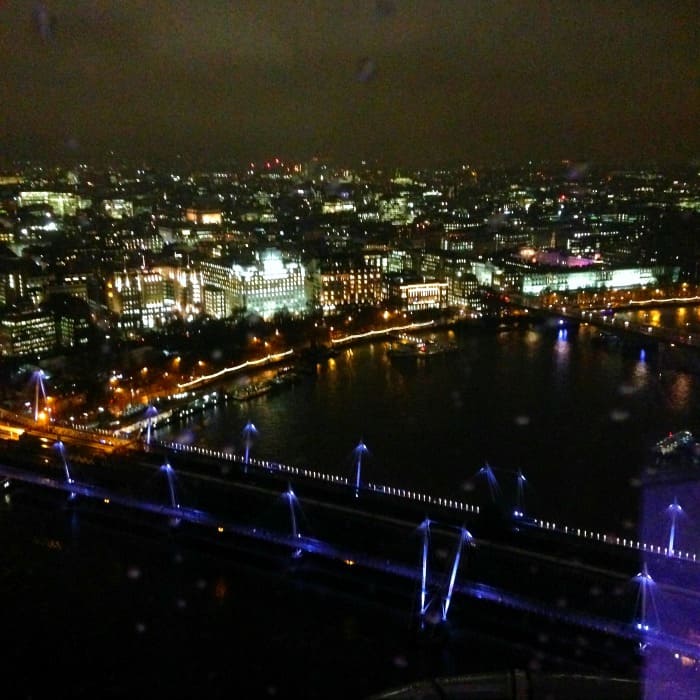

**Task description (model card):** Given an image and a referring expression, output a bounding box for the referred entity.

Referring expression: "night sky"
[1,0,698,167]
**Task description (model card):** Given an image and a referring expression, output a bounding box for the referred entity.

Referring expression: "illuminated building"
[200,249,306,320]
[101,199,134,219]
[185,207,223,225]
[322,199,356,214]
[447,271,480,309]
[418,252,448,279]
[417,249,483,310]
[199,261,245,318]
[0,309,55,357]
[314,256,384,315]
[235,249,306,320]
[361,246,390,272]
[56,314,91,349]
[46,274,89,302]
[493,227,532,249]
[383,273,448,311]
[202,284,227,318]
[17,191,89,217]
[115,226,165,253]
[441,233,475,251]
[471,261,504,289]
[158,223,218,246]
[0,258,47,307]
[151,263,202,312]
[106,270,175,332]
[387,249,416,274]
[521,265,680,295]
[379,195,415,225]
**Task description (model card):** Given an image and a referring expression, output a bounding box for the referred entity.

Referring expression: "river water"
[6,315,700,698]
[157,320,700,538]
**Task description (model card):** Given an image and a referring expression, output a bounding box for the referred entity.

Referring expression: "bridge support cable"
[3,462,700,661]
[418,519,431,621]
[442,527,473,622]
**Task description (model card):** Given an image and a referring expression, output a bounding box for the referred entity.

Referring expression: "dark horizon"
[2,153,698,177]
[1,1,698,169]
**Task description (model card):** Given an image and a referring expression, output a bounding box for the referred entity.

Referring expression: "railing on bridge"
[157,438,700,566]
[530,517,698,563]
[158,439,482,516]
[3,433,700,668]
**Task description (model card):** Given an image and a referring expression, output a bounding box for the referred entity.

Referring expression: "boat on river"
[642,430,700,484]
[654,430,695,456]
[387,334,458,358]
[228,366,301,401]
[229,380,273,401]
[272,366,300,387]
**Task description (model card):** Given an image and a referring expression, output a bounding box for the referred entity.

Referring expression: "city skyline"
[1,1,698,168]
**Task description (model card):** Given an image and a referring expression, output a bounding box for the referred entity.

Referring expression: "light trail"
[330,321,435,345]
[629,296,700,306]
[177,349,294,390]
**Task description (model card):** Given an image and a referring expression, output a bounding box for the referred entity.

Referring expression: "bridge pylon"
[417,521,474,628]
[632,564,659,634]
[441,527,473,622]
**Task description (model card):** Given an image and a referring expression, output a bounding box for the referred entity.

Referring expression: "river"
[6,314,700,698]
[156,320,700,538]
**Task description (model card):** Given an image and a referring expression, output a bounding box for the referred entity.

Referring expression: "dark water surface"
[160,322,700,536]
[6,320,700,698]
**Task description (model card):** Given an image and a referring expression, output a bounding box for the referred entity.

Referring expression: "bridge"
[508,295,700,351]
[2,428,700,690]
[0,408,138,454]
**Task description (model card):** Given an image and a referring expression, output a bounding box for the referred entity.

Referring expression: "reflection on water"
[620,306,700,337]
[665,372,692,413]
[159,323,700,535]
[554,328,571,363]
[619,357,651,397]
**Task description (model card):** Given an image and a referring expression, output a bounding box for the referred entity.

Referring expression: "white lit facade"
[151,264,203,313]
[199,249,306,320]
[18,191,89,217]
[521,266,680,295]
[235,249,306,320]
[384,274,448,311]
[102,199,134,219]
